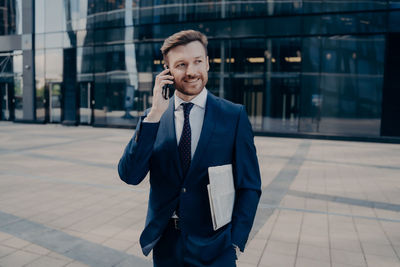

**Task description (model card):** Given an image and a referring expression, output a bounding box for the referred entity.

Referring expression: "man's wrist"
[144,110,162,122]
[232,243,241,259]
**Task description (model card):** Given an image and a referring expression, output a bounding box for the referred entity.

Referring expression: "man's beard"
[175,76,207,96]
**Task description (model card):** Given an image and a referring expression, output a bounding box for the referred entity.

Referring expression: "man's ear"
[206,56,210,71]
[163,56,169,69]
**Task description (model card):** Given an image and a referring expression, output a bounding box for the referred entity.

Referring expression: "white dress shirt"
[174,88,207,158]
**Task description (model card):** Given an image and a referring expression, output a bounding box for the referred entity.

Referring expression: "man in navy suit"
[118,30,261,266]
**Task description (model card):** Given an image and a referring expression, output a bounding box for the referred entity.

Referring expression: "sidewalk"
[0,121,399,267]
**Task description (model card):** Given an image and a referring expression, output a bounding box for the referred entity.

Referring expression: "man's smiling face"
[166,41,209,100]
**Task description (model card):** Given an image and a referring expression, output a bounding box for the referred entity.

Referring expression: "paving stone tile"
[125,243,150,260]
[394,245,400,257]
[24,255,71,267]
[357,231,391,246]
[113,229,141,242]
[300,232,329,248]
[89,223,123,238]
[237,261,257,267]
[269,230,299,244]
[295,257,330,267]
[63,229,108,244]
[64,261,91,267]
[258,250,295,267]
[330,235,362,253]
[0,250,41,267]
[102,238,136,251]
[1,237,31,249]
[237,248,262,265]
[0,245,16,258]
[331,249,367,267]
[22,244,51,256]
[361,242,398,258]
[297,243,330,262]
[364,253,400,267]
[265,239,297,257]
[331,263,366,267]
[0,232,13,242]
[47,251,76,262]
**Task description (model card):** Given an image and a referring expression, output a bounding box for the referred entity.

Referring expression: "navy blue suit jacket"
[118,92,261,263]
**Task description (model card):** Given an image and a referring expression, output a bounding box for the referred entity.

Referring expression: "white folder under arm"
[207,164,235,231]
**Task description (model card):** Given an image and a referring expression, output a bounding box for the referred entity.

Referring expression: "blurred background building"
[0,0,399,139]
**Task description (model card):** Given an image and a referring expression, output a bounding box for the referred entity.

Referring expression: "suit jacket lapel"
[158,96,183,180]
[186,92,217,178]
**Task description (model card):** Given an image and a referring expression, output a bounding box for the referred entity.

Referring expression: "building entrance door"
[0,83,14,121]
[381,33,400,137]
[48,83,62,123]
[79,82,94,125]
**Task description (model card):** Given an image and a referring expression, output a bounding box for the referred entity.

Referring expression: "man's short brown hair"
[161,30,208,63]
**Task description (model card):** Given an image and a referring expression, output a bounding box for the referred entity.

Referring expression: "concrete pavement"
[0,121,399,267]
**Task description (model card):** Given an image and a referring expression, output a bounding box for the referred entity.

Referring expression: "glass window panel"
[15,0,22,34]
[13,52,23,120]
[229,38,301,133]
[322,1,387,12]
[302,0,387,13]
[299,35,384,137]
[35,34,45,49]
[93,46,106,73]
[227,1,301,18]
[45,49,63,81]
[77,47,93,77]
[77,30,93,47]
[389,0,400,9]
[389,11,400,31]
[304,12,386,36]
[44,0,66,32]
[35,50,45,122]
[63,32,73,48]
[0,0,22,35]
[45,32,64,48]
[93,29,106,46]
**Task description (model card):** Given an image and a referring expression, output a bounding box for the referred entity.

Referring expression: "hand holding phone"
[162,68,175,100]
[144,68,173,122]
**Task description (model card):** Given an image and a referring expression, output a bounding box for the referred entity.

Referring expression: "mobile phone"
[162,67,175,100]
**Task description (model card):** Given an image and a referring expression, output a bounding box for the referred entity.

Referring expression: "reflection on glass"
[28,0,389,137]
[12,52,23,120]
[79,82,92,124]
[45,0,66,33]
[229,38,301,133]
[45,49,63,81]
[0,0,22,35]
[49,83,62,122]
[0,83,13,120]
[300,35,384,136]
[35,0,45,33]
[45,33,64,48]
[35,50,45,121]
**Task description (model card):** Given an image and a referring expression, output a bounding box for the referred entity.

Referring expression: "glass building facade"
[1,1,400,138]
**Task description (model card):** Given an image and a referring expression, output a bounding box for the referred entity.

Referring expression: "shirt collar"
[174,88,207,110]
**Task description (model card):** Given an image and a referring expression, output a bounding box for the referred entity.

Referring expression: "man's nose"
[185,63,196,77]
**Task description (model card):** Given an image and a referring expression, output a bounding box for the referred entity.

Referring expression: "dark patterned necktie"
[178,102,194,177]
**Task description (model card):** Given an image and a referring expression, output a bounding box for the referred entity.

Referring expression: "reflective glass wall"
[31,0,399,137]
[0,51,23,121]
[0,0,22,35]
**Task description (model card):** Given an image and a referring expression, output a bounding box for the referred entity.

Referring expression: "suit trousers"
[153,220,237,267]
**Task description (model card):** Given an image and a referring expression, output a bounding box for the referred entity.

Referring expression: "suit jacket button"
[181,188,186,193]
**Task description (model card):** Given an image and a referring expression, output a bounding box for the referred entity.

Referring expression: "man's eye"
[177,63,185,67]
[195,60,202,63]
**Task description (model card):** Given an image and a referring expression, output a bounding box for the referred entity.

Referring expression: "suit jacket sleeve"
[231,106,262,252]
[118,112,159,185]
